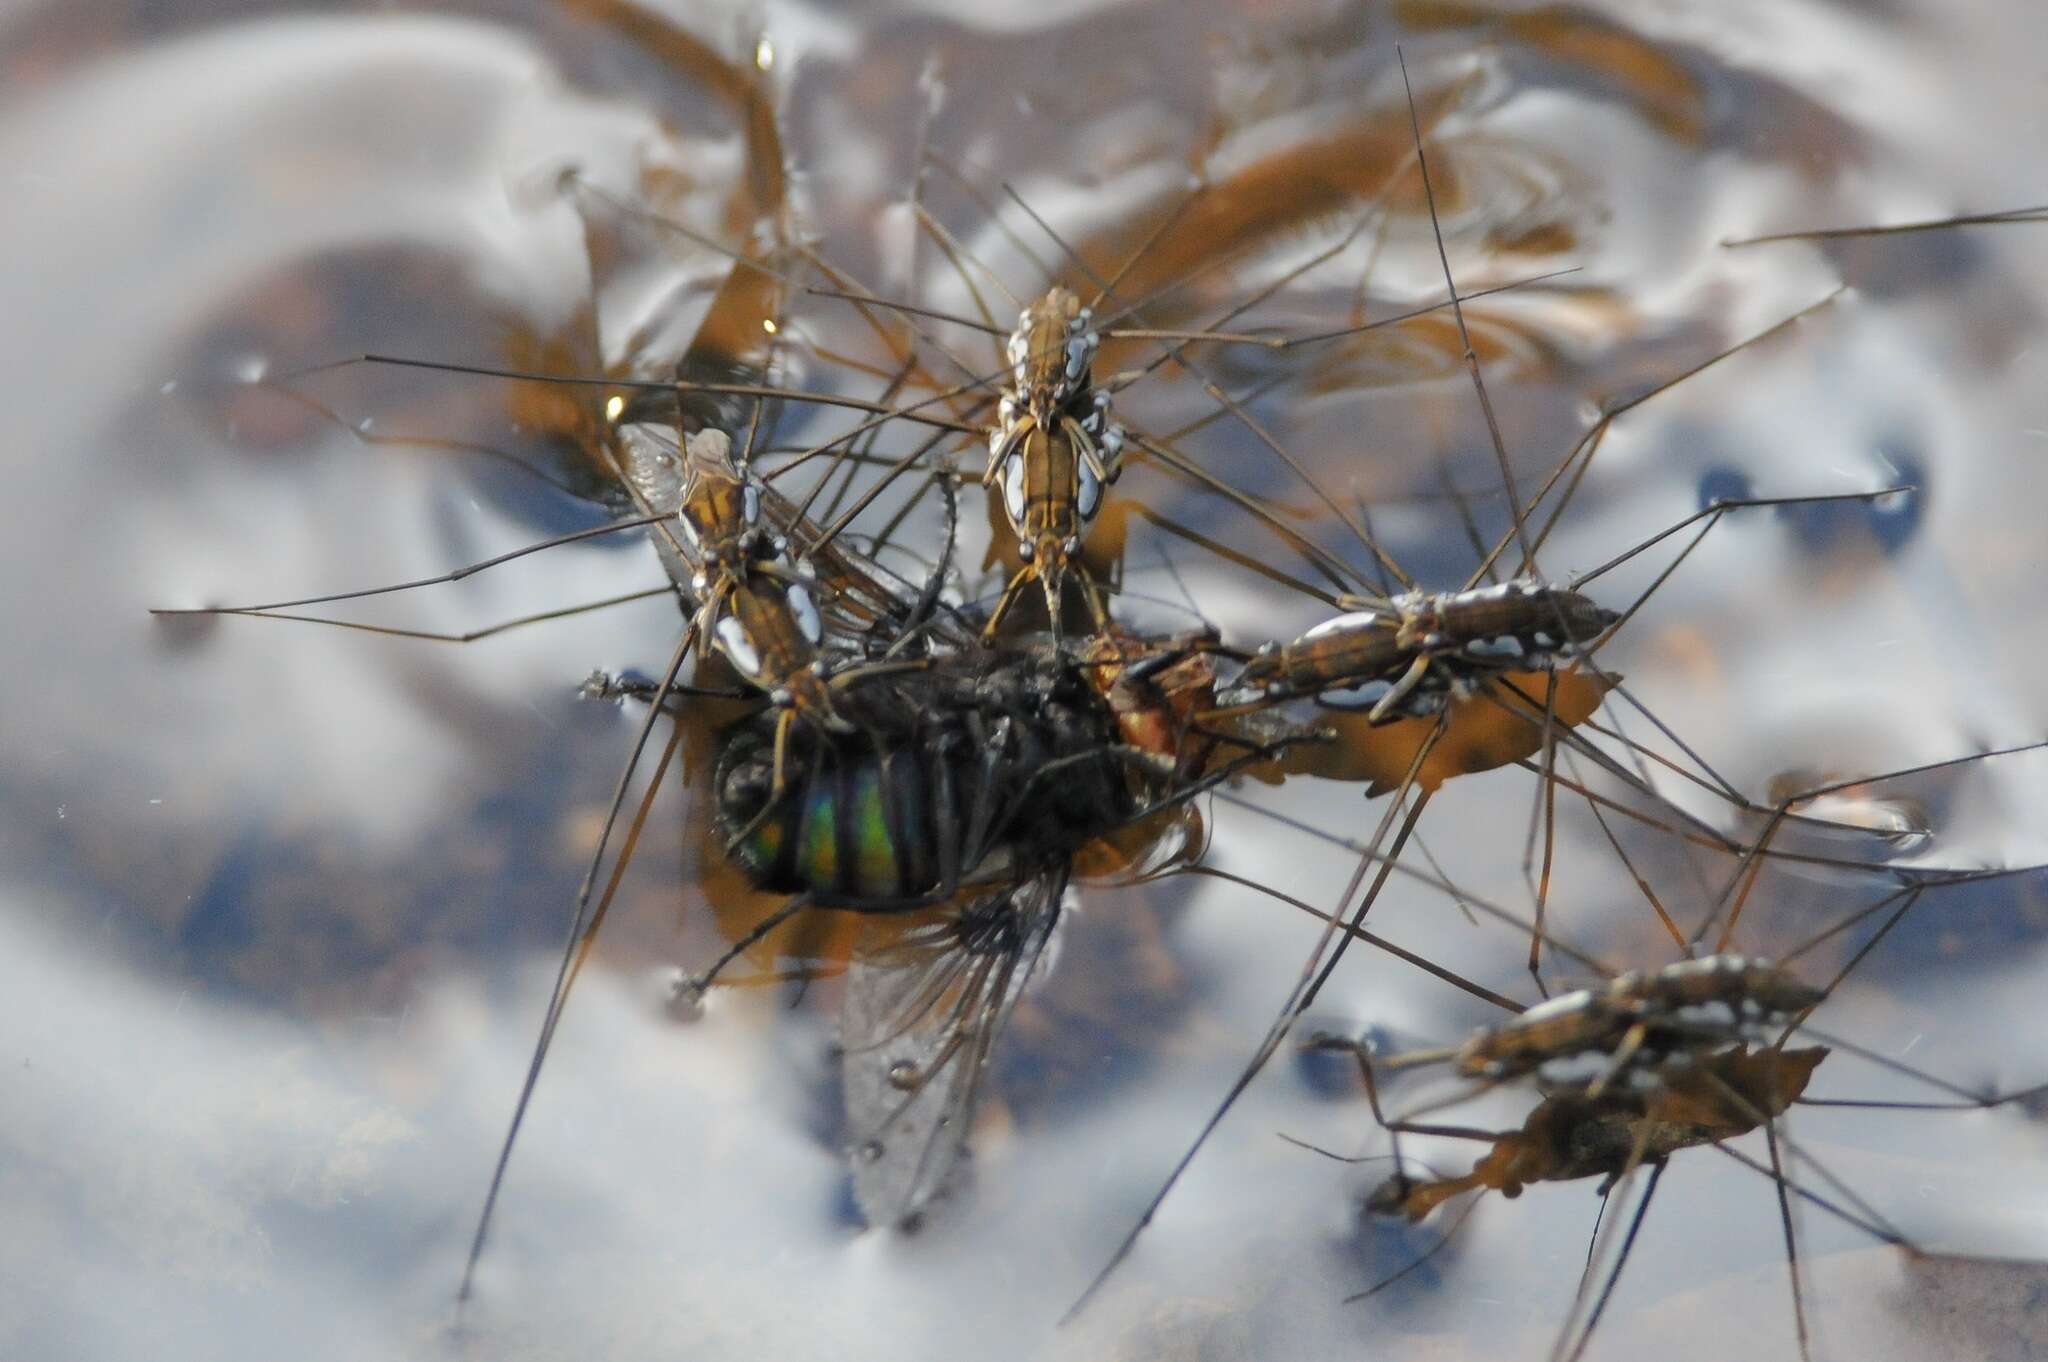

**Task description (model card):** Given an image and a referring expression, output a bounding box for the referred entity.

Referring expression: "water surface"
[5,2,2048,1359]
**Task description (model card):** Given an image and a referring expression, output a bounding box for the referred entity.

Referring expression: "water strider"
[1307,843,2048,1362]
[709,632,1310,1228]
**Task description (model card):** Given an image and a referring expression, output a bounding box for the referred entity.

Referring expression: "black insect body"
[712,648,1139,908]
[704,642,1241,1229]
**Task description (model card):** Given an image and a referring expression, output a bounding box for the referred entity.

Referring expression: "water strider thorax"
[984,290,1127,631]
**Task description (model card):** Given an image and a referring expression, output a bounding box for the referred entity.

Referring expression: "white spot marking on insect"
[1077,460,1102,520]
[1003,452,1027,523]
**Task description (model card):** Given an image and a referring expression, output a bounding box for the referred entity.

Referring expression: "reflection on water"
[5,2,2048,1360]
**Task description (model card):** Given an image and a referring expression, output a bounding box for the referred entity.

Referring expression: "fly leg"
[677,892,820,1002]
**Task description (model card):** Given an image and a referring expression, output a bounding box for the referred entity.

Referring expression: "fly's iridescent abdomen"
[712,650,1140,907]
[716,722,941,901]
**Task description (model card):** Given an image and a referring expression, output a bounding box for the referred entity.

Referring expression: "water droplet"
[886,1060,920,1090]
[1788,791,1932,849]
[754,36,775,71]
[855,1140,884,1165]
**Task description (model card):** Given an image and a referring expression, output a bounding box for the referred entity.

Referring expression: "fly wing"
[758,479,975,651]
[839,871,1067,1229]
[609,418,710,603]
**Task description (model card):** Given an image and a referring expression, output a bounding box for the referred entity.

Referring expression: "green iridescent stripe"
[798,779,838,888]
[849,764,901,896]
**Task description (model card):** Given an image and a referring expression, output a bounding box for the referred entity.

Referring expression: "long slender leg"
[191,587,679,645]
[1764,1113,1813,1362]
[1724,204,2048,248]
[459,618,697,1302]
[1063,721,1449,1322]
[1526,671,1563,992]
[679,894,818,999]
[1561,1163,1666,1362]
[150,511,678,617]
[1395,48,1535,577]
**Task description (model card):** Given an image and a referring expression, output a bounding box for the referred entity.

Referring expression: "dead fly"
[697,636,1312,1229]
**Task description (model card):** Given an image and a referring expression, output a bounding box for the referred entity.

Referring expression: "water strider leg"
[190,587,682,647]
[1724,203,2048,248]
[1557,1157,1665,1362]
[1525,671,1564,992]
[1365,653,1434,724]
[1064,719,1448,1323]
[459,617,697,1303]
[980,562,1037,637]
[150,510,680,618]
